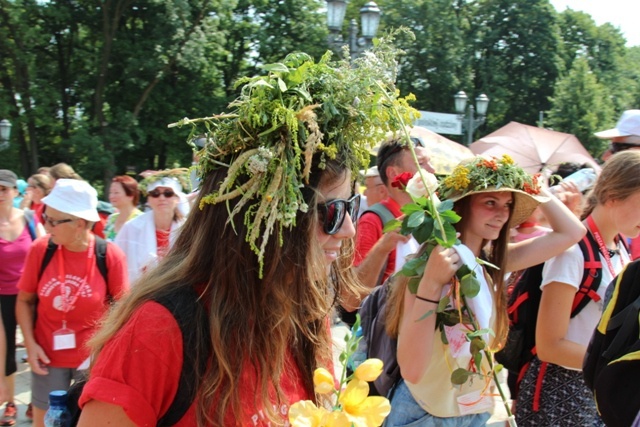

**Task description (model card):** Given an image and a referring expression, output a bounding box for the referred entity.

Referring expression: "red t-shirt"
[18,236,129,367]
[354,197,403,284]
[79,302,311,426]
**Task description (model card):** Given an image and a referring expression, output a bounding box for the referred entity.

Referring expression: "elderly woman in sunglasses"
[15,179,129,427]
[114,173,188,284]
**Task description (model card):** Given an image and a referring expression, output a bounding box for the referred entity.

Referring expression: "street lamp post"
[0,119,12,151]
[454,91,490,146]
[326,0,381,59]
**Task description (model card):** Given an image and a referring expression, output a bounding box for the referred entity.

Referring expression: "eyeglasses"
[317,194,360,235]
[42,213,75,227]
[148,189,176,198]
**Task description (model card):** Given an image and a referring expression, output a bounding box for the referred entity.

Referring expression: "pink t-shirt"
[18,236,129,367]
[80,301,311,426]
[0,226,32,295]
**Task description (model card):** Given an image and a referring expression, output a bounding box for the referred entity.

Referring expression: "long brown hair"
[89,154,360,426]
[386,194,512,350]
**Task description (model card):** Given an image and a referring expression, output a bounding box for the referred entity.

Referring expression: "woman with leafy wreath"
[383,155,585,426]
[114,169,189,284]
[515,151,639,426]
[77,37,416,426]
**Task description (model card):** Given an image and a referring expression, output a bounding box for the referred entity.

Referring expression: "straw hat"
[439,155,548,227]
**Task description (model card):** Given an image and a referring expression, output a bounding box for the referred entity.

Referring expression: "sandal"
[0,402,16,426]
[25,403,33,421]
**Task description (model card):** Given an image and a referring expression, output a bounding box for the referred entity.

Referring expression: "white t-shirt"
[541,242,630,350]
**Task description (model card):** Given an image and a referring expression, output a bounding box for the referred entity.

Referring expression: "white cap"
[363,166,379,178]
[147,177,184,194]
[42,179,100,222]
[595,110,640,139]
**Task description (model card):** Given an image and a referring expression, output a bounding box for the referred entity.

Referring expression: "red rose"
[391,172,413,189]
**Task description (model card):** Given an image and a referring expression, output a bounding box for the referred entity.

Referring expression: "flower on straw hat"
[438,154,548,226]
[169,29,419,274]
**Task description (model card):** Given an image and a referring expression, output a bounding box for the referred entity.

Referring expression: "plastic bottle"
[44,390,71,427]
[549,168,597,194]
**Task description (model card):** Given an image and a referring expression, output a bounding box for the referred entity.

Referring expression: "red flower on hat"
[391,172,413,189]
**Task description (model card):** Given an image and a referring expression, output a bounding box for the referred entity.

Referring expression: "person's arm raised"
[506,189,586,273]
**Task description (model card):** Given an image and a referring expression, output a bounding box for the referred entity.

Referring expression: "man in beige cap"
[362,166,388,209]
[596,109,640,161]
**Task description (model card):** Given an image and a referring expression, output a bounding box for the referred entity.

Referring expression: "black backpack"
[495,232,606,403]
[583,260,640,427]
[67,286,211,426]
[39,237,108,284]
[355,279,401,397]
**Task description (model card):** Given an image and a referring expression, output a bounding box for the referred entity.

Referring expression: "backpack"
[67,286,211,426]
[39,237,108,284]
[583,260,640,427]
[354,279,401,397]
[495,232,606,407]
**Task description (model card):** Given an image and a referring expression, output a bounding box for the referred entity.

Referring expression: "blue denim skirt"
[383,379,491,427]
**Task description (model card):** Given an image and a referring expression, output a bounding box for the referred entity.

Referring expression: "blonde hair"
[582,150,640,219]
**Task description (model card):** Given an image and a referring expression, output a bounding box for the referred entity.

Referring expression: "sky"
[550,0,638,47]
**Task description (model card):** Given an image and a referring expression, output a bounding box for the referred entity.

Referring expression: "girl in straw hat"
[77,37,417,426]
[516,151,640,426]
[384,155,585,426]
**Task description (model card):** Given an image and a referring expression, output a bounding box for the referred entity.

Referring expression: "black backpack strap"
[571,233,603,317]
[94,237,108,284]
[155,287,211,426]
[39,238,59,282]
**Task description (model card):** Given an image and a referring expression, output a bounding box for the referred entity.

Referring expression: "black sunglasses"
[317,194,360,235]
[42,213,75,227]
[148,189,176,198]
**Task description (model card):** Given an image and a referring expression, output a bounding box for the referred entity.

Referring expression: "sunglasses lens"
[164,191,175,198]
[324,202,343,235]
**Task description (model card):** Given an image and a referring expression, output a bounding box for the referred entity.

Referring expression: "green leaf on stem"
[440,209,461,224]
[439,324,449,345]
[383,218,402,233]
[466,328,494,339]
[460,273,481,298]
[474,352,483,372]
[437,295,450,312]
[417,309,435,321]
[451,368,470,385]
[470,337,485,354]
[437,199,454,212]
[401,203,423,215]
[412,217,434,244]
[406,211,425,228]
[407,277,421,294]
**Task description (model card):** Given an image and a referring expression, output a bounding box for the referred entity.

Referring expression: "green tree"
[546,56,613,158]
[472,0,562,128]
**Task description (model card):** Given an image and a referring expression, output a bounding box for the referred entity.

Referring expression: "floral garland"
[138,168,191,196]
[169,30,418,276]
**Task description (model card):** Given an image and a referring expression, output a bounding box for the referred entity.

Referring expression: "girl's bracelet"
[415,294,440,305]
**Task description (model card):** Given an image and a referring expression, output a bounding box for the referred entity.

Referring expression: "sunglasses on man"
[317,194,360,235]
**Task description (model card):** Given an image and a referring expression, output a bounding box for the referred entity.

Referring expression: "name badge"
[53,328,76,351]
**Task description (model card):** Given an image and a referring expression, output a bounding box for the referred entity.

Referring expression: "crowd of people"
[0,57,639,427]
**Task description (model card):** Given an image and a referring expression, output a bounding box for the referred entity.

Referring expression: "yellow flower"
[444,166,470,191]
[313,368,335,395]
[288,400,329,427]
[338,379,391,427]
[354,358,383,382]
[501,154,514,165]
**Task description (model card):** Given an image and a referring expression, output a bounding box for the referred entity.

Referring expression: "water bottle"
[549,168,597,194]
[44,390,71,427]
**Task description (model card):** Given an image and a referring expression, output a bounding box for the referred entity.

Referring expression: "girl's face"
[608,191,640,238]
[109,182,134,209]
[464,192,513,252]
[0,185,17,207]
[27,179,45,203]
[316,171,357,271]
[146,186,179,214]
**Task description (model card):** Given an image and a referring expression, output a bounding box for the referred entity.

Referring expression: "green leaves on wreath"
[455,264,481,298]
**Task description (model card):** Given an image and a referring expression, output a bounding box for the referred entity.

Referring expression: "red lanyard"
[56,236,95,317]
[586,216,616,276]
